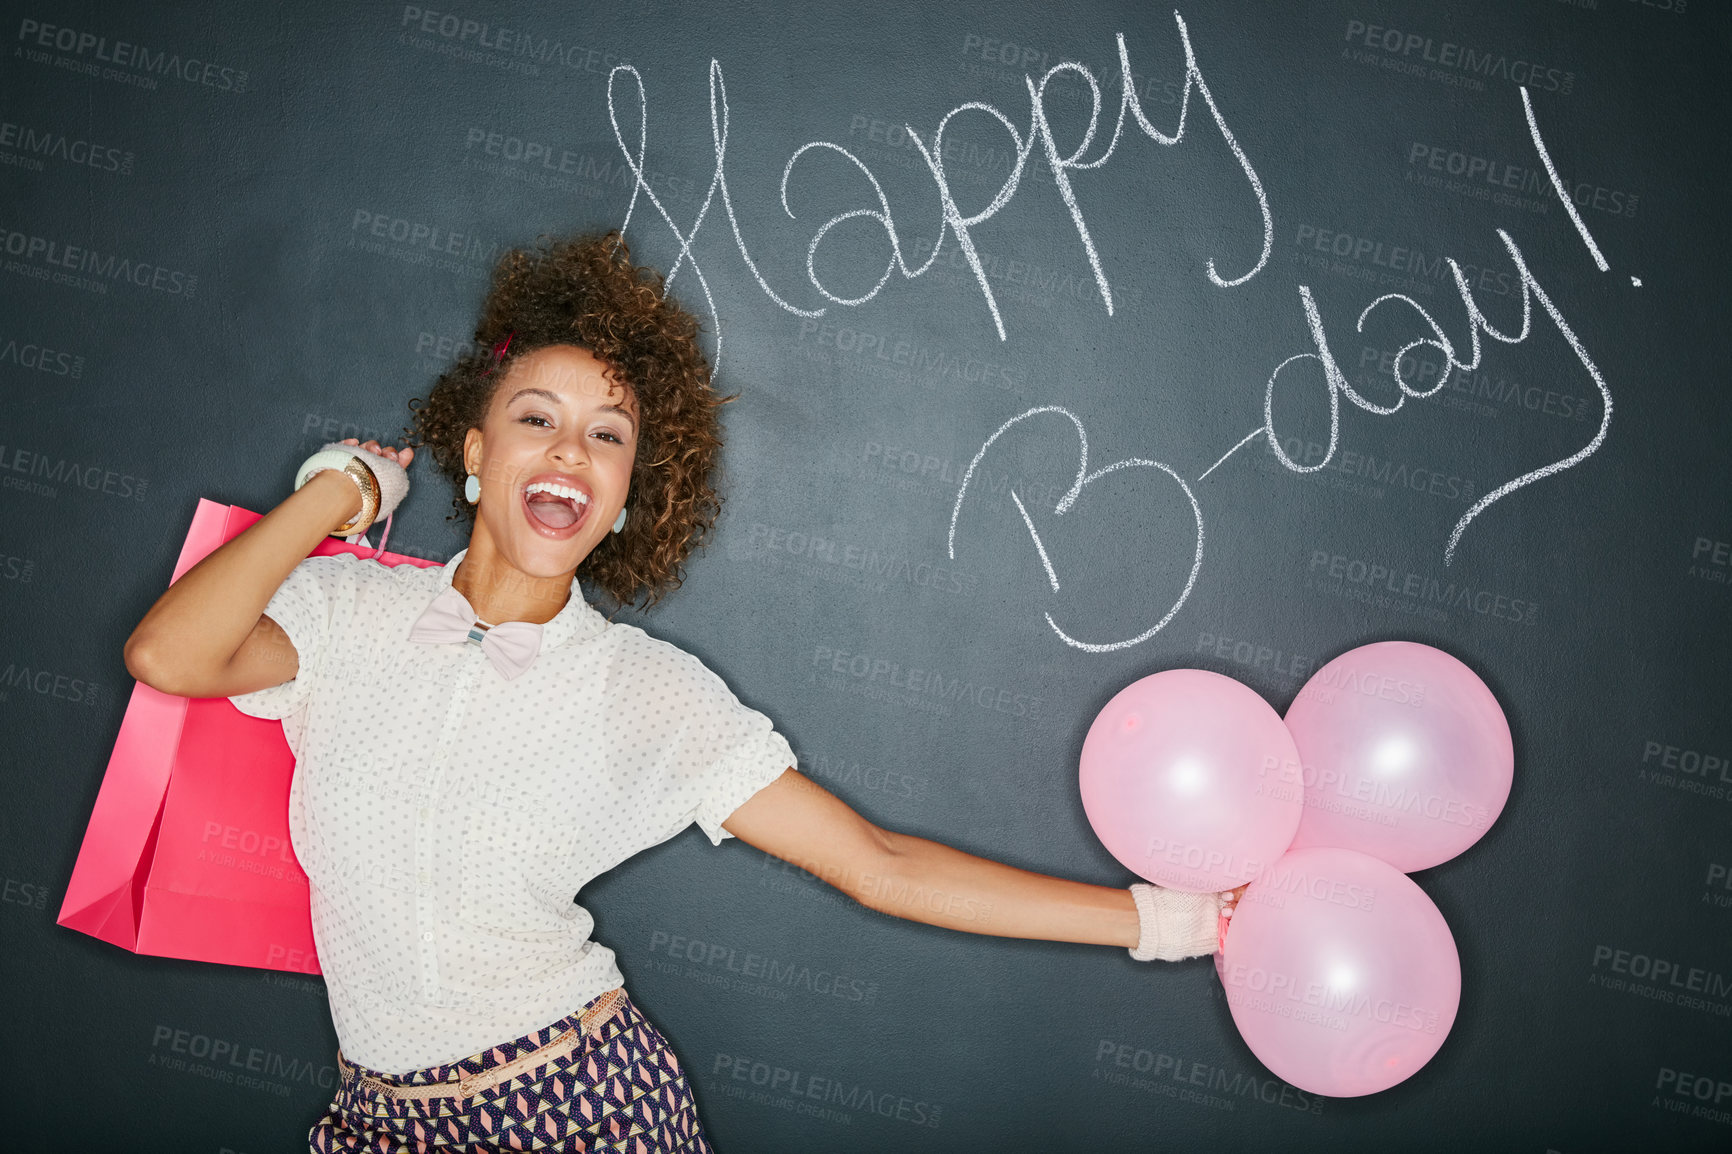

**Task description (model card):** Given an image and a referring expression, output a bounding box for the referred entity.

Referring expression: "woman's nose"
[549,429,589,466]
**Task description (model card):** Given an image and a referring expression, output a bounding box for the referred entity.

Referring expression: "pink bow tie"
[408,586,542,680]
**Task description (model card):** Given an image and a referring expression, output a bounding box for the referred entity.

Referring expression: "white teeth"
[524,481,590,505]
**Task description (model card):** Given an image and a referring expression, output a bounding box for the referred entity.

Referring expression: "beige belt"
[340,987,627,1103]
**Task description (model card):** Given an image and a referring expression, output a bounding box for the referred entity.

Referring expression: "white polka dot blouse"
[231,549,795,1073]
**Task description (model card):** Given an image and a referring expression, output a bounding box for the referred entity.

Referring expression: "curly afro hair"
[410,231,729,608]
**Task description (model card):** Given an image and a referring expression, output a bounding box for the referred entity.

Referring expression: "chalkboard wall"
[3,1,1728,1150]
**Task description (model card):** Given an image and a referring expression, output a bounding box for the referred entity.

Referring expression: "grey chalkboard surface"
[2,1,1727,1150]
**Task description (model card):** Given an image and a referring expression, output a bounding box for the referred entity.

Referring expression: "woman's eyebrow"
[506,387,562,406]
[601,402,638,430]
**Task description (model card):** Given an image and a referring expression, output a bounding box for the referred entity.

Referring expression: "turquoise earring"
[464,474,481,504]
[612,507,627,534]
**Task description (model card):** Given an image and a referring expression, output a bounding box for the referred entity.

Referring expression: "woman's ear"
[462,427,483,478]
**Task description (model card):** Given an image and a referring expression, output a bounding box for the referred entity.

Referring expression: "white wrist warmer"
[294,443,410,533]
[1128,884,1223,962]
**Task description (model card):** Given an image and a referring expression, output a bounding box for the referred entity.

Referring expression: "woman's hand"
[123,444,404,698]
[340,438,414,469]
[1217,883,1250,953]
[330,438,413,536]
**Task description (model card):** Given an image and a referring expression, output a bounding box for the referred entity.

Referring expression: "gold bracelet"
[331,457,381,536]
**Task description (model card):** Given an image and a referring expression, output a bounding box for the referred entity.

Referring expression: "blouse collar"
[436,549,609,652]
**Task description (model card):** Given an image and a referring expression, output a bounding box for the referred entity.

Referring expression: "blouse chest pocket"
[457,790,583,935]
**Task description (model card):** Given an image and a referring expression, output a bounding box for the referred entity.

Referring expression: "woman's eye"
[592,429,623,444]
[519,414,552,428]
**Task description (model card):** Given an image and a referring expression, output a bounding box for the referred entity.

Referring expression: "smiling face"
[461,343,639,583]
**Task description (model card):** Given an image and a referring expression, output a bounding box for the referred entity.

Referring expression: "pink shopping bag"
[57,499,441,973]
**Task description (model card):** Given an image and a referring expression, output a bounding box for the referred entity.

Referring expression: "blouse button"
[421,931,433,942]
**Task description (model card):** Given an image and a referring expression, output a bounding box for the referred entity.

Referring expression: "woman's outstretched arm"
[123,442,409,699]
[723,768,1150,949]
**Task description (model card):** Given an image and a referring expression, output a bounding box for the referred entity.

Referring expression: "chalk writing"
[608,19,1615,646]
[948,407,1204,653]
[613,11,1267,352]
[1520,86,1608,272]
[1234,223,1612,564]
[1199,84,1614,571]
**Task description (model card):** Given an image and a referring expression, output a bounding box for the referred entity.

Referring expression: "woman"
[124,233,1238,1153]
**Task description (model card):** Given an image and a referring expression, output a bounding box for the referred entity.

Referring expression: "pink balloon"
[1220,847,1461,1097]
[1080,670,1303,892]
[1285,641,1512,872]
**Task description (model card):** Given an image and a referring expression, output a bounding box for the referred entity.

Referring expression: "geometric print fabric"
[309,989,714,1153]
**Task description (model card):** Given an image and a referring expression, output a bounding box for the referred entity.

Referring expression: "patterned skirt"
[309,988,714,1153]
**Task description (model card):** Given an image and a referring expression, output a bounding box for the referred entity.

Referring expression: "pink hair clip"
[480,330,516,377]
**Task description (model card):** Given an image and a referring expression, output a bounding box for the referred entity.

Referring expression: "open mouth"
[522,480,591,533]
